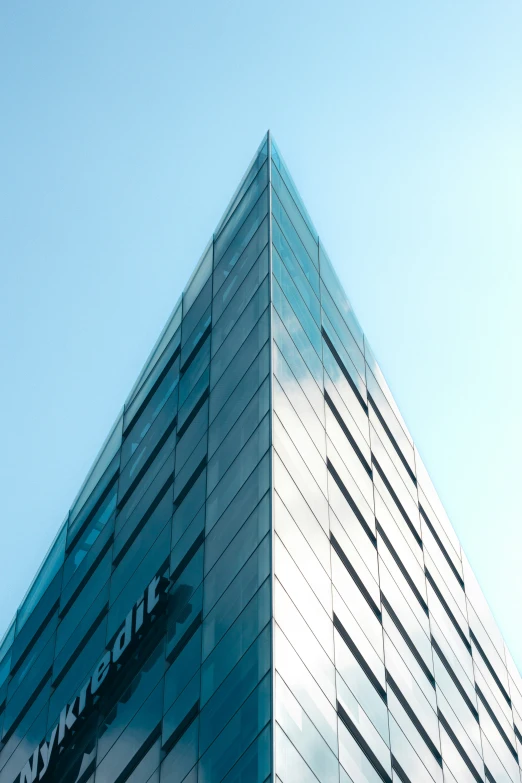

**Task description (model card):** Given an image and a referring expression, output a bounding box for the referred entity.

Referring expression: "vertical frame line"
[267,129,276,783]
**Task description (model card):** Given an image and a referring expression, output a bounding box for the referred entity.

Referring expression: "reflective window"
[200,625,270,754]
[214,162,269,267]
[203,536,269,657]
[201,580,270,706]
[63,483,117,587]
[198,674,270,783]
[212,254,268,357]
[121,357,180,470]
[204,466,269,571]
[207,380,269,495]
[213,190,269,297]
[206,417,269,531]
[275,674,338,783]
[178,336,211,409]
[213,220,268,323]
[160,717,199,783]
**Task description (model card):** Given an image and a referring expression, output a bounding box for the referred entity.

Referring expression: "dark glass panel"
[212,251,269,357]
[160,718,199,783]
[210,283,269,388]
[214,162,268,267]
[198,675,270,783]
[206,417,269,531]
[181,277,212,349]
[213,219,268,323]
[121,358,180,470]
[118,393,178,503]
[96,641,165,766]
[200,581,270,705]
[199,626,270,754]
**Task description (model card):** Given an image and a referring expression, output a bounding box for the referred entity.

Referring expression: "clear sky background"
[1,2,521,666]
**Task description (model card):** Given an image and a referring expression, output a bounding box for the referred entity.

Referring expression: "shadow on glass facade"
[0,132,521,783]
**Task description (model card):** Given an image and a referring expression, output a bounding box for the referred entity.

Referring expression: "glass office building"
[1,132,521,783]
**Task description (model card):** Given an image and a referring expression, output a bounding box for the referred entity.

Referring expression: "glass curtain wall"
[269,136,522,783]
[0,136,272,783]
[1,133,522,783]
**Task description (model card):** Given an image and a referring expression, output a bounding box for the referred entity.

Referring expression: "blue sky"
[1,1,521,666]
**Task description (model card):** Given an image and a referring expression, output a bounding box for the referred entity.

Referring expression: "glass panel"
[63,483,117,586]
[271,187,317,281]
[177,366,210,435]
[209,325,269,424]
[204,495,269,613]
[273,416,328,534]
[200,581,270,706]
[178,336,211,408]
[181,306,211,369]
[199,626,270,754]
[274,377,327,496]
[118,393,177,502]
[203,536,269,657]
[321,284,365,382]
[160,717,199,783]
[208,345,269,458]
[272,308,324,424]
[273,461,330,573]
[213,218,268,323]
[273,249,322,359]
[275,624,337,753]
[206,418,269,531]
[275,535,333,660]
[274,493,330,613]
[162,672,200,750]
[182,276,212,346]
[172,470,206,550]
[213,190,269,297]
[183,244,212,315]
[16,523,67,634]
[121,357,180,469]
[126,299,181,409]
[272,199,320,303]
[219,722,271,783]
[69,413,123,530]
[271,138,318,242]
[167,551,204,660]
[214,161,269,266]
[175,399,209,474]
[95,683,164,783]
[273,340,325,455]
[215,135,267,238]
[338,716,390,783]
[275,723,319,783]
[114,449,174,559]
[198,674,270,783]
[207,380,269,495]
[164,629,201,712]
[274,579,336,705]
[272,279,323,390]
[275,675,338,783]
[106,525,170,640]
[204,465,270,572]
[210,285,269,387]
[319,242,363,351]
[212,256,269,357]
[339,633,389,744]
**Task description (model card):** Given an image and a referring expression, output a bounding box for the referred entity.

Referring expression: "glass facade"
[1,132,521,783]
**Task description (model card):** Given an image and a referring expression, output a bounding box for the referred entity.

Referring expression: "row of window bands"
[118,249,259,514]
[31,310,274,772]
[3,508,272,776]
[276,503,445,783]
[6,374,208,738]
